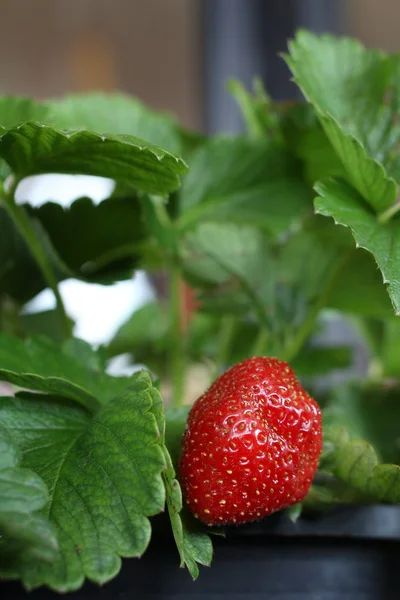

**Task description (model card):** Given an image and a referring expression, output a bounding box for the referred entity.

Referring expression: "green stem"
[169,264,186,407]
[378,201,400,224]
[211,315,236,381]
[283,251,353,364]
[1,178,70,336]
[251,327,269,357]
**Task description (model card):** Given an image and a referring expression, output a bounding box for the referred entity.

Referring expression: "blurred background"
[1,0,397,134]
[0,0,397,376]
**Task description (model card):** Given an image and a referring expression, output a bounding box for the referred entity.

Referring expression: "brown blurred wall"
[0,0,202,129]
[0,0,399,132]
[347,0,400,52]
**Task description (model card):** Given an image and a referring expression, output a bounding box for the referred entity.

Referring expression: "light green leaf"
[228,78,280,139]
[0,96,49,128]
[0,122,187,196]
[0,426,59,572]
[178,137,311,237]
[286,503,303,523]
[315,178,400,314]
[286,30,399,212]
[46,92,183,155]
[0,334,140,412]
[0,372,166,592]
[322,425,400,504]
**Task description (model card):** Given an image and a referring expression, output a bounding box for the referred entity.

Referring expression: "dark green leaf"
[0,426,59,573]
[0,122,187,196]
[178,137,311,237]
[280,104,345,184]
[324,383,400,465]
[29,196,148,283]
[315,178,400,314]
[20,310,75,342]
[0,334,140,412]
[108,301,168,365]
[0,207,50,304]
[0,372,166,592]
[291,346,352,377]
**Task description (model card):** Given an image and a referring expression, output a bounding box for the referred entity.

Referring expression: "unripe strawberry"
[179,357,322,525]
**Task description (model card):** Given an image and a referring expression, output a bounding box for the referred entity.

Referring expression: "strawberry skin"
[179,356,322,526]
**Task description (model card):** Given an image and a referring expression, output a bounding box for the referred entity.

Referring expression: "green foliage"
[0,335,138,412]
[0,373,166,591]
[0,122,187,196]
[46,92,183,155]
[285,30,399,212]
[0,427,59,573]
[178,137,312,237]
[315,179,400,314]
[2,31,400,592]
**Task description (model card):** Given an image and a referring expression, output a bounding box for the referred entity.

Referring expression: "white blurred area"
[18,174,154,348]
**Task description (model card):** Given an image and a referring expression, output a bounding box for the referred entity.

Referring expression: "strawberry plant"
[1,30,400,593]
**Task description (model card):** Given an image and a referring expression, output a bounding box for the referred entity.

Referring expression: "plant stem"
[169,263,186,407]
[211,315,236,381]
[378,200,400,224]
[1,178,70,336]
[251,327,269,357]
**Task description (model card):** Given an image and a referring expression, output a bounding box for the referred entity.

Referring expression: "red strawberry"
[179,356,322,526]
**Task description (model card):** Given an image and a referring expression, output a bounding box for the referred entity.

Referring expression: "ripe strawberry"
[179,356,322,526]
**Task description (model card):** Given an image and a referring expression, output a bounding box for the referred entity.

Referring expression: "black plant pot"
[2,506,400,600]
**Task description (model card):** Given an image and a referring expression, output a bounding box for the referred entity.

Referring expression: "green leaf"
[29,196,148,283]
[279,215,394,317]
[163,406,213,579]
[0,122,187,196]
[183,222,273,326]
[291,345,352,376]
[19,310,75,342]
[108,301,168,364]
[286,503,303,523]
[0,334,140,412]
[322,425,400,504]
[315,178,400,314]
[324,384,400,465]
[178,137,311,237]
[228,78,280,139]
[47,92,183,155]
[0,96,49,128]
[0,426,59,573]
[0,371,166,592]
[0,207,53,304]
[280,104,345,184]
[286,31,399,212]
